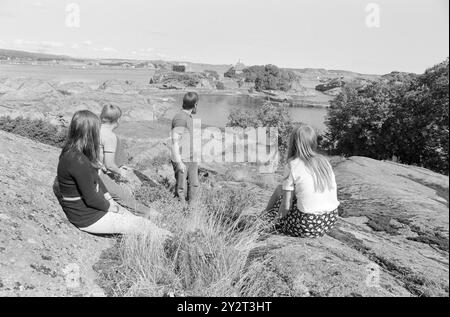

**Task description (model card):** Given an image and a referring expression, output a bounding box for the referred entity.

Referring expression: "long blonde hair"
[287,124,334,192]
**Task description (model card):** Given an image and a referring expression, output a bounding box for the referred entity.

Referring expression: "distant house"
[172,65,186,72]
[235,60,245,74]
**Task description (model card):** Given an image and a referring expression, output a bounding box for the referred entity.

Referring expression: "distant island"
[0,48,381,108]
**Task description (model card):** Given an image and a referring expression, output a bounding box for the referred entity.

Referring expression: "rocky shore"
[0,130,447,296]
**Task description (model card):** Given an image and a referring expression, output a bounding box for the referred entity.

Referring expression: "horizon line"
[1,46,441,76]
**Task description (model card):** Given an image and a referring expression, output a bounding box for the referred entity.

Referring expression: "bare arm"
[101,133,125,176]
[279,162,295,218]
[278,190,293,218]
[171,129,182,163]
[103,152,122,175]
[171,128,186,172]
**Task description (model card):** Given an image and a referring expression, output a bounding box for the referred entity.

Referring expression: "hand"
[100,164,108,173]
[108,203,120,213]
[107,198,121,213]
[118,167,128,179]
[177,162,187,174]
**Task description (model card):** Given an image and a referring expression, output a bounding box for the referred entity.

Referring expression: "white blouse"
[282,158,340,215]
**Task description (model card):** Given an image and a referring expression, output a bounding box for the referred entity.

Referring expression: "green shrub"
[242,65,265,82]
[227,102,294,157]
[323,58,449,175]
[249,64,296,92]
[215,81,225,90]
[204,70,220,81]
[134,182,175,206]
[0,116,67,148]
[224,67,236,78]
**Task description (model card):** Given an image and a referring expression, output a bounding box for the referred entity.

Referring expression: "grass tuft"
[97,183,267,297]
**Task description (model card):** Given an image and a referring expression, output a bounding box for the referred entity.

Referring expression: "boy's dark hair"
[182,92,199,110]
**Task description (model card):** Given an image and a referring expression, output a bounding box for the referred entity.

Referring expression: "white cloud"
[14,38,28,46]
[84,40,92,46]
[41,41,64,48]
[94,47,119,53]
[33,1,45,8]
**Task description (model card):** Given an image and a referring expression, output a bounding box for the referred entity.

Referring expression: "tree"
[253,64,295,92]
[216,81,225,90]
[224,67,236,78]
[227,102,294,157]
[323,58,449,175]
[391,59,449,173]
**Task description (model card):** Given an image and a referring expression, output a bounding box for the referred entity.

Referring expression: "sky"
[0,0,448,74]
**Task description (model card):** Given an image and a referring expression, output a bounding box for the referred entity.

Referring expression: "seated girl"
[55,110,170,237]
[263,124,340,238]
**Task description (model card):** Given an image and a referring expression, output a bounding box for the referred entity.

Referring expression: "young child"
[98,104,159,218]
[263,124,340,238]
[99,104,128,178]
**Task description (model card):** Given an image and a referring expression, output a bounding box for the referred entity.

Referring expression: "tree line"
[323,59,449,175]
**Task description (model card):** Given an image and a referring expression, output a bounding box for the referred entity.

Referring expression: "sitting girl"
[55,110,170,237]
[263,124,340,238]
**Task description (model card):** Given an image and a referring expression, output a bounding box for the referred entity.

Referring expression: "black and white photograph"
[0,0,448,300]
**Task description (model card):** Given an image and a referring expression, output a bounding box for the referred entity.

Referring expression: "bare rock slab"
[0,131,113,296]
[244,156,448,297]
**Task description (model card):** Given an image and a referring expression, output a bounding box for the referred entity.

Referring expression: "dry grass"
[98,184,270,297]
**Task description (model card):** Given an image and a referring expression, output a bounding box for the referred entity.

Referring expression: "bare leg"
[265,184,282,211]
[99,171,161,218]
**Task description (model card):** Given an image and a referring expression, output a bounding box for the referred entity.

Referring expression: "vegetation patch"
[227,102,294,157]
[323,59,449,175]
[0,116,67,148]
[94,182,267,297]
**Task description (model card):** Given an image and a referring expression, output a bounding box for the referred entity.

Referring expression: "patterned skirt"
[262,195,338,238]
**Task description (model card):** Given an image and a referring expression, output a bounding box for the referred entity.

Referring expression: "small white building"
[235,60,245,74]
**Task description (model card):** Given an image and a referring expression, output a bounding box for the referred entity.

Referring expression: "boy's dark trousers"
[171,161,199,204]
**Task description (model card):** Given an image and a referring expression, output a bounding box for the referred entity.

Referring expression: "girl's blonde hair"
[287,124,334,192]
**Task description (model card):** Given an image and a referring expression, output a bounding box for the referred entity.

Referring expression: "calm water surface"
[165,93,327,131]
[0,64,327,131]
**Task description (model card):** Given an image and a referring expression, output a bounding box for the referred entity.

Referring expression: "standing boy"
[170,92,200,205]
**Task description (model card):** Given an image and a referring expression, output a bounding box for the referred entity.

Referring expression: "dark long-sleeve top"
[57,149,110,228]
